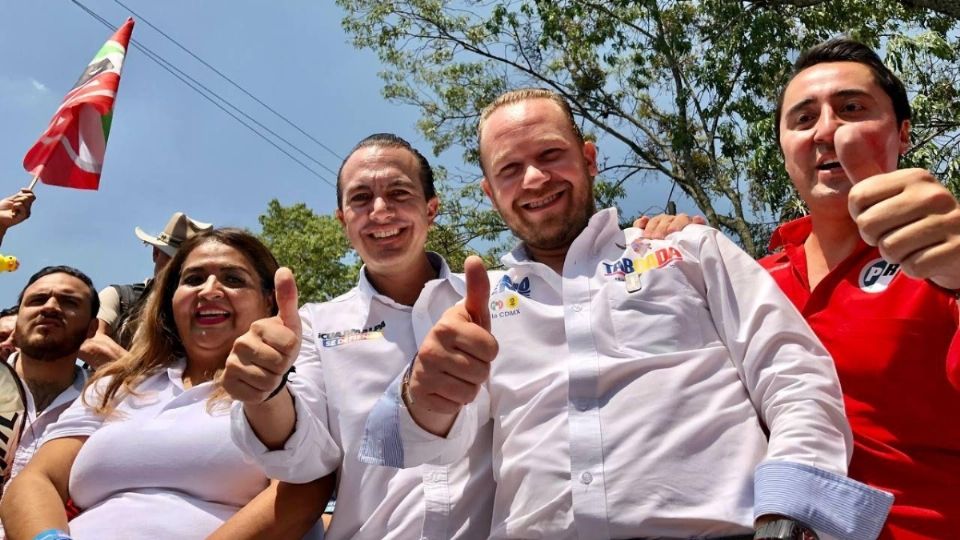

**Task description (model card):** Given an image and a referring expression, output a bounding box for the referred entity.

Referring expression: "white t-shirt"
[43,359,269,539]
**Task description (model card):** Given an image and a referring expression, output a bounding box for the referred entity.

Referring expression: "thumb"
[462,255,491,331]
[836,126,887,184]
[633,215,650,229]
[274,267,301,334]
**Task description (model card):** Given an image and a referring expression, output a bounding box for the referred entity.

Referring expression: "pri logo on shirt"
[319,320,386,347]
[489,293,521,319]
[858,258,901,293]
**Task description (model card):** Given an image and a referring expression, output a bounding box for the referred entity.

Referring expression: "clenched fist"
[838,128,960,290]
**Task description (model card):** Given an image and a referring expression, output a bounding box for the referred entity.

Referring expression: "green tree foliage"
[337,0,960,257]
[257,199,360,303]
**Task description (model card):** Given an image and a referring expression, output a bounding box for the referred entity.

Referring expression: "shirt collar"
[356,252,452,312]
[501,207,622,269]
[768,216,813,251]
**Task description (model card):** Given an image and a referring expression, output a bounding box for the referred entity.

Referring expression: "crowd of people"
[0,37,957,540]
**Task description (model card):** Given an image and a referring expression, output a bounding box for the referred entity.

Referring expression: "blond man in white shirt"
[363,89,893,540]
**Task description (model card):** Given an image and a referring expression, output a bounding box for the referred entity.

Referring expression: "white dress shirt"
[232,254,495,540]
[362,209,892,540]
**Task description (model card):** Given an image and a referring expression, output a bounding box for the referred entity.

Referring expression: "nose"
[370,196,395,222]
[813,105,840,145]
[39,296,63,315]
[521,165,550,190]
[198,275,223,299]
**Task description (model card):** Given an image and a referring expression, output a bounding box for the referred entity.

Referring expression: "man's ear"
[335,208,345,227]
[86,317,99,339]
[898,119,911,155]
[481,178,494,202]
[583,141,599,176]
[426,197,439,224]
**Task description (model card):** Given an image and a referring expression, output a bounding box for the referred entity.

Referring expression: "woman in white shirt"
[0,228,330,540]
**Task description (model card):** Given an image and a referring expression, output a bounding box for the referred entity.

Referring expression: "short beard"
[17,330,87,362]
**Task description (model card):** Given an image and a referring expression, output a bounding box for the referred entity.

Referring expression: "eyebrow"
[784,89,874,118]
[181,264,253,275]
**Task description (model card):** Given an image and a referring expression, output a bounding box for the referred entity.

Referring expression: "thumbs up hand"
[839,128,960,289]
[405,256,498,436]
[223,267,302,404]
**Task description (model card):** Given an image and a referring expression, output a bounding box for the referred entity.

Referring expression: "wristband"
[33,530,72,540]
[265,366,295,402]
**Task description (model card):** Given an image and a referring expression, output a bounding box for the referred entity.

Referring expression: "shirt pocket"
[604,271,714,357]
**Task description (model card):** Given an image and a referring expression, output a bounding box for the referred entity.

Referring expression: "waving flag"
[23,18,135,190]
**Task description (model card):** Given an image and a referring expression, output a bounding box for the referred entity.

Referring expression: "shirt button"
[575,400,590,411]
[572,304,582,312]
[580,472,593,485]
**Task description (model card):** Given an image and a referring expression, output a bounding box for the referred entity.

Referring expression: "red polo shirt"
[760,216,960,540]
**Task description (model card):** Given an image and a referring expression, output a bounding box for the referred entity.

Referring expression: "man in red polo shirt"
[644,37,960,539]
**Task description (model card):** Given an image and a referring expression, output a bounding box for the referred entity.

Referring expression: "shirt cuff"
[358,374,473,468]
[754,460,893,540]
[229,388,341,483]
[358,371,406,467]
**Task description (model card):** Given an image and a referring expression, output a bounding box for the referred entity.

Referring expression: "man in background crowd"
[0,266,98,538]
[0,307,18,363]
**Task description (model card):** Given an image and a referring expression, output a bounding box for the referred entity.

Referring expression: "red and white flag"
[23,18,135,190]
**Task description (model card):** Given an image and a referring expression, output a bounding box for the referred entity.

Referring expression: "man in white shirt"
[362,89,892,540]
[0,266,97,537]
[222,133,494,539]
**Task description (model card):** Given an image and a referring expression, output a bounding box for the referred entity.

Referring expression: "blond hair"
[477,88,584,172]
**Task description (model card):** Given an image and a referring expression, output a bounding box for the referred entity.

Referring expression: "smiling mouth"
[196,310,230,325]
[816,161,843,171]
[523,192,562,210]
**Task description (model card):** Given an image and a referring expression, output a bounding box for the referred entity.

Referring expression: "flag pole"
[26,175,39,191]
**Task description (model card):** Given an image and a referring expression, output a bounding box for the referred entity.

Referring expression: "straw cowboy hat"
[135,212,213,257]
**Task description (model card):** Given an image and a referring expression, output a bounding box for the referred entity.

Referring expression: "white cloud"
[30,78,48,93]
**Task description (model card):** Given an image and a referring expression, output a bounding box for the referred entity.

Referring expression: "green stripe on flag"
[92,42,126,62]
[101,111,113,142]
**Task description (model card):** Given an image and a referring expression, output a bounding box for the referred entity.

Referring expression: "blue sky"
[0,0,689,303]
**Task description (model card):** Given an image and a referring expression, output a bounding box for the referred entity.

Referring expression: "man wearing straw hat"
[78,211,211,368]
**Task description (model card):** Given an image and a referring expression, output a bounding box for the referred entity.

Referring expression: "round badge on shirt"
[858,258,901,293]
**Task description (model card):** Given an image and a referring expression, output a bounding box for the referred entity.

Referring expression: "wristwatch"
[754,518,818,540]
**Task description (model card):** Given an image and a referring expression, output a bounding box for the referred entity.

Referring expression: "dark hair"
[152,228,280,357]
[335,133,437,209]
[87,228,280,415]
[18,265,99,319]
[0,306,18,318]
[775,37,911,137]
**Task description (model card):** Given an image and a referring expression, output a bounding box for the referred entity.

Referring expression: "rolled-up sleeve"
[360,370,486,468]
[754,461,893,540]
[682,226,892,535]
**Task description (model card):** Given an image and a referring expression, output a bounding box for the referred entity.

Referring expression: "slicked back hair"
[775,37,911,137]
[336,133,437,209]
[18,265,99,319]
[477,88,584,174]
